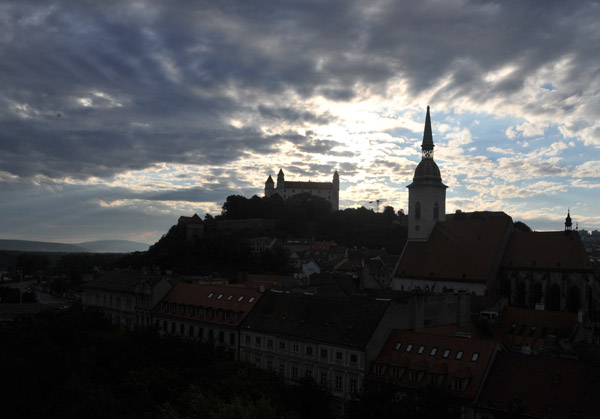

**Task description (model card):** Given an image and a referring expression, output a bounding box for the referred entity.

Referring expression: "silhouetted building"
[265,168,340,210]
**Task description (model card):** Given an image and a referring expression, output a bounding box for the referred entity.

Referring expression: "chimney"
[456,290,469,327]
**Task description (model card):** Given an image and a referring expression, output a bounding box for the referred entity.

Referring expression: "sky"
[1,0,600,245]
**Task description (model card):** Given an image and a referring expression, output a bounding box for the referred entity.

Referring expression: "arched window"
[415,202,421,221]
[547,283,561,311]
[567,286,580,312]
[532,282,543,306]
[433,202,439,220]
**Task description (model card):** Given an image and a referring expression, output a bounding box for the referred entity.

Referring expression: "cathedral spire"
[565,209,572,231]
[421,106,434,153]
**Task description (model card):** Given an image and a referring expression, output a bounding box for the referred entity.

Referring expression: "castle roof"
[284,180,333,190]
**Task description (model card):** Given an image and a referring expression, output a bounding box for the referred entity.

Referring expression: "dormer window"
[452,378,468,392]
[456,351,463,360]
[208,293,214,298]
[471,353,479,362]
[217,294,223,300]
[442,349,451,358]
[430,347,438,356]
[394,342,402,350]
[418,345,425,354]
[238,296,244,302]
[405,344,413,352]
[249,297,255,303]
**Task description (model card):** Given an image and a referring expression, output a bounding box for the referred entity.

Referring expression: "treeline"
[0,306,333,419]
[117,194,407,275]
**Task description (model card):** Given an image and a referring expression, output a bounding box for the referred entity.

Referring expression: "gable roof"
[152,283,262,327]
[501,230,591,271]
[241,292,390,348]
[370,329,498,401]
[477,352,600,418]
[497,307,580,350]
[396,212,513,282]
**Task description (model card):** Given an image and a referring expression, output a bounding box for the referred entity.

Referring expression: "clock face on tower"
[423,149,433,159]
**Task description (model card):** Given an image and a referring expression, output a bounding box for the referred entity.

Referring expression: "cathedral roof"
[412,158,443,182]
[396,212,513,282]
[501,230,591,271]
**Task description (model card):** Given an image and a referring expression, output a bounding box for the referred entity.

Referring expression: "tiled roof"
[370,329,498,400]
[152,283,262,327]
[241,292,390,348]
[477,352,600,418]
[501,230,591,271]
[497,307,580,350]
[396,212,513,282]
[284,181,333,190]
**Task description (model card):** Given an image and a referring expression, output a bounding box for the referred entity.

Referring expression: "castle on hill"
[264,169,340,211]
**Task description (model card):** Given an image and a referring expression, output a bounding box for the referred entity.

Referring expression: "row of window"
[157,302,242,323]
[246,352,361,393]
[155,318,237,345]
[508,323,554,338]
[413,201,440,221]
[393,341,479,362]
[373,364,469,392]
[243,334,359,364]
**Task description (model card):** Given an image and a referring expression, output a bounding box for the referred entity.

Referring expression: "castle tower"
[265,175,274,197]
[276,169,285,189]
[332,170,340,210]
[407,106,447,241]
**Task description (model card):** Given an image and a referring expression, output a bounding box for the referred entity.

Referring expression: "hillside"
[0,239,149,253]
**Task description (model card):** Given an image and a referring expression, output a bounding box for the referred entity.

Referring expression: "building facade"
[265,169,340,210]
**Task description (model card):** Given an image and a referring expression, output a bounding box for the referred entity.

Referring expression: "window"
[336,351,343,361]
[188,325,194,337]
[518,324,527,336]
[320,372,328,386]
[238,296,244,302]
[415,202,421,221]
[245,335,251,344]
[509,323,516,334]
[405,344,413,352]
[320,348,328,359]
[471,352,479,362]
[349,378,357,393]
[305,367,313,379]
[208,293,214,298]
[433,202,439,219]
[218,331,224,342]
[292,366,298,380]
[255,336,262,346]
[249,297,255,303]
[267,339,274,349]
[217,294,223,300]
[418,345,425,354]
[528,326,537,337]
[229,333,235,344]
[179,324,185,334]
[292,344,299,353]
[442,349,450,358]
[394,342,402,350]
[255,356,261,367]
[279,341,286,351]
[428,374,440,386]
[350,354,358,364]
[430,347,438,356]
[279,363,285,376]
[334,375,343,391]
[456,351,463,360]
[408,371,421,383]
[373,364,385,375]
[453,378,467,392]
[305,346,314,356]
[391,367,404,379]
[267,359,273,369]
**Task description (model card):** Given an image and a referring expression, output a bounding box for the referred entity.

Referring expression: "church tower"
[407,106,447,241]
[565,209,573,231]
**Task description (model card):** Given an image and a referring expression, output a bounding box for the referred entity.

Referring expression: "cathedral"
[393,107,595,315]
[264,169,340,211]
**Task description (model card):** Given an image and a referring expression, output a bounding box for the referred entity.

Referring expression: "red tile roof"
[497,307,580,350]
[477,352,600,418]
[152,283,262,326]
[396,212,513,282]
[501,230,591,271]
[370,329,498,400]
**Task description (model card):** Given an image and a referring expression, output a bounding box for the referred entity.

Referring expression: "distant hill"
[0,239,149,253]
[76,240,150,253]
